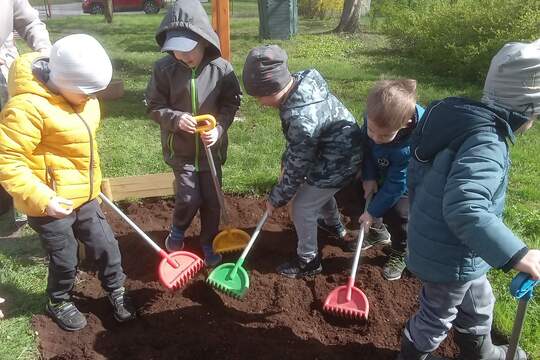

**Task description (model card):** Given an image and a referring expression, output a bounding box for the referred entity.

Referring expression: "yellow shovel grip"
[194,114,217,133]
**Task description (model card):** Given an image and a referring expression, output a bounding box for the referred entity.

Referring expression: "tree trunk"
[104,0,113,23]
[334,0,371,33]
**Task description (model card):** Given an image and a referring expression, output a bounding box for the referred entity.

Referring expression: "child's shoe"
[455,332,527,360]
[361,223,391,250]
[46,299,87,331]
[108,287,136,322]
[202,244,222,267]
[317,219,347,240]
[397,334,448,360]
[344,223,391,252]
[277,255,322,279]
[383,249,406,281]
[165,225,184,252]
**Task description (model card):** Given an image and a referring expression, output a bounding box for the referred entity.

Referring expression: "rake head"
[212,228,251,254]
[158,251,205,290]
[323,285,369,320]
[206,262,250,299]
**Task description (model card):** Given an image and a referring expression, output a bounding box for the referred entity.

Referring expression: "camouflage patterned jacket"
[269,69,363,207]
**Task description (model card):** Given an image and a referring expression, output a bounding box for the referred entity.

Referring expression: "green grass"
[1,0,539,358]
[0,232,47,360]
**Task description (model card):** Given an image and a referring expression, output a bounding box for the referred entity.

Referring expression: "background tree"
[104,0,113,23]
[334,0,371,33]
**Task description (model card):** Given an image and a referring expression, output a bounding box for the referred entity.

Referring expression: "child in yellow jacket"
[0,34,135,331]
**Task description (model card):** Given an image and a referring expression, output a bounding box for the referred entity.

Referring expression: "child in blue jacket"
[398,40,540,360]
[353,79,424,281]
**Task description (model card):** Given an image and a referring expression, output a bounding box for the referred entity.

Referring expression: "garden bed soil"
[32,183,458,359]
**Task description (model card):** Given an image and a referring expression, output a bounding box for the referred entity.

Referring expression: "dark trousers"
[0,185,13,216]
[28,199,126,302]
[173,167,221,247]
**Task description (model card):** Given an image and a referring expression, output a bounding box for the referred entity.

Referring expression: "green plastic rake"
[207,210,269,298]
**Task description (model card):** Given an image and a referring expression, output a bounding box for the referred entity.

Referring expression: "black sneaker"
[277,256,322,279]
[317,219,347,240]
[108,287,136,322]
[46,300,87,331]
[383,249,406,281]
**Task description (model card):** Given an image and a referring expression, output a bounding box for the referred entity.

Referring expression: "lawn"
[1,1,539,359]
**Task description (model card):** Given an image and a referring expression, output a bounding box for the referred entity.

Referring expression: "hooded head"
[48,34,112,95]
[482,39,540,118]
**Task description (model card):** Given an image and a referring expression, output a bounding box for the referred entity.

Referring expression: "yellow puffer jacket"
[0,52,102,217]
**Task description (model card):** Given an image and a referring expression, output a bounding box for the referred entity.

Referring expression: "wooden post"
[211,0,231,61]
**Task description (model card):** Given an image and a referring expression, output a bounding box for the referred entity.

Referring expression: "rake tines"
[323,304,368,320]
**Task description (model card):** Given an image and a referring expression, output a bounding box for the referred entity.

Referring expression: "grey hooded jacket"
[269,69,363,207]
[145,0,241,170]
[0,0,51,53]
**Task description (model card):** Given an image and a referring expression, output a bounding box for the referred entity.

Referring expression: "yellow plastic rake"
[194,115,250,254]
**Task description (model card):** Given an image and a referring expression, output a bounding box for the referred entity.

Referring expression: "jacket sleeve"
[12,0,51,52]
[145,62,186,133]
[367,148,409,218]
[0,99,55,214]
[215,63,241,135]
[269,117,317,207]
[442,135,526,269]
[360,121,377,181]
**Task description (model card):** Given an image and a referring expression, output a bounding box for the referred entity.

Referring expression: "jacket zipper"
[191,68,199,171]
[76,112,94,202]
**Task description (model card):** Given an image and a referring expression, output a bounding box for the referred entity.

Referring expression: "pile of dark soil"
[33,185,458,359]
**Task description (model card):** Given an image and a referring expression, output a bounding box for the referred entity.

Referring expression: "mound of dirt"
[33,185,458,359]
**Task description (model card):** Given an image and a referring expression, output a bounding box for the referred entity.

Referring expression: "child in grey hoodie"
[145,0,241,267]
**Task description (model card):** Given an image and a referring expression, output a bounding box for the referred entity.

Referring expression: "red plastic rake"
[99,193,204,290]
[323,195,372,320]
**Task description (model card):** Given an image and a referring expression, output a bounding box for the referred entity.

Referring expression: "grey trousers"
[28,199,126,302]
[291,184,341,262]
[405,275,495,353]
[173,167,221,247]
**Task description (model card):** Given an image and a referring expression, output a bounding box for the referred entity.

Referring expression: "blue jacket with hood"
[406,97,529,283]
[362,104,425,218]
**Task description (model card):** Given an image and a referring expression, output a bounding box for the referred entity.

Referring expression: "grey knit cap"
[482,39,540,116]
[242,45,291,97]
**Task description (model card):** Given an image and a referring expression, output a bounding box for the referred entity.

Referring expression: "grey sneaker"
[344,223,391,252]
[108,287,136,322]
[361,223,391,250]
[383,249,406,281]
[46,300,87,331]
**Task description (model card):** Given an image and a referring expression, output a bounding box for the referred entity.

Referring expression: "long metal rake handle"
[228,210,269,279]
[99,193,179,268]
[347,193,373,301]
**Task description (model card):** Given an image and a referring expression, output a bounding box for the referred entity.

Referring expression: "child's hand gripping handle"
[194,114,217,133]
[505,272,538,360]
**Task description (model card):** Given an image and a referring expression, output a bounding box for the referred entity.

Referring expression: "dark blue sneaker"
[202,244,222,267]
[317,219,347,240]
[165,226,184,252]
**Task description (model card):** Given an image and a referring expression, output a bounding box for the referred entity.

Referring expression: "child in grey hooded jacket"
[145,0,241,267]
